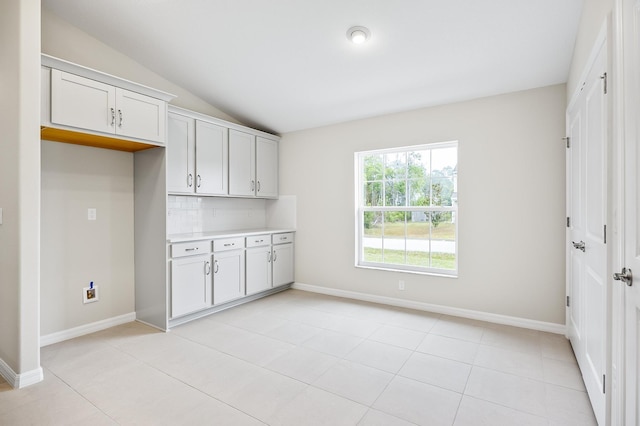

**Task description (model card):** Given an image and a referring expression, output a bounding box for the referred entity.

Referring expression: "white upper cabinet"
[229,130,279,198]
[229,129,256,197]
[195,121,228,195]
[167,113,195,193]
[256,137,278,198]
[50,69,166,144]
[167,114,229,196]
[115,88,166,143]
[51,70,116,135]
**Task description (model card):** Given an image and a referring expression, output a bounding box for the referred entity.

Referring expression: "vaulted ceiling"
[42,0,583,134]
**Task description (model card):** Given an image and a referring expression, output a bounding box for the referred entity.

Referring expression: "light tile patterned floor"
[0,289,597,425]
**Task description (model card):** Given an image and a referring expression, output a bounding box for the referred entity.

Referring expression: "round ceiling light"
[347,26,370,44]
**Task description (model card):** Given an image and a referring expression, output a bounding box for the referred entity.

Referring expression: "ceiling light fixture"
[347,26,370,44]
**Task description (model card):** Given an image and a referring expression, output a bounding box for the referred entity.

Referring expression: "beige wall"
[40,142,135,335]
[41,8,241,124]
[280,84,567,324]
[0,0,41,378]
[567,0,614,99]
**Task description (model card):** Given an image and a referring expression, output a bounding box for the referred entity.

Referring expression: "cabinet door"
[228,129,256,197]
[246,246,272,295]
[51,69,116,134]
[195,121,228,195]
[170,255,212,318]
[167,113,195,193]
[256,137,278,198]
[213,250,245,304]
[273,243,294,287]
[115,88,166,143]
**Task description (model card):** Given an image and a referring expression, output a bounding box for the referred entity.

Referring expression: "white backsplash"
[168,196,267,234]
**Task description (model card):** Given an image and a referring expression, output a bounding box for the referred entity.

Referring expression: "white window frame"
[355,141,458,276]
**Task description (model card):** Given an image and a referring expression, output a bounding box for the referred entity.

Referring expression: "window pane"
[408,178,429,206]
[364,181,383,206]
[363,154,384,181]
[430,211,456,270]
[430,147,457,207]
[382,211,406,264]
[362,211,383,263]
[385,180,406,206]
[406,211,430,267]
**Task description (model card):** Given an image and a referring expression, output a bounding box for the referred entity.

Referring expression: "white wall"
[567,0,614,98]
[40,142,135,336]
[280,84,567,325]
[0,0,41,384]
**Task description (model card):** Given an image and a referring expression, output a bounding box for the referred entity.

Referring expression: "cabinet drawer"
[246,234,270,248]
[213,237,245,252]
[171,240,211,258]
[272,232,294,245]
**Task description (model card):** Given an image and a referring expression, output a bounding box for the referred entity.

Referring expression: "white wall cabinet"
[213,238,245,305]
[229,130,279,198]
[167,112,228,195]
[51,69,166,144]
[170,254,212,318]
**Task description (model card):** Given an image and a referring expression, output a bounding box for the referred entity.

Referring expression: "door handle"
[572,241,585,252]
[613,267,632,286]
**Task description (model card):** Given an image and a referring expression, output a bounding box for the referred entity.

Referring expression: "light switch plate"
[88,208,97,221]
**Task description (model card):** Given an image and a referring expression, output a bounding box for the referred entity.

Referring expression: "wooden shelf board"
[40,127,161,152]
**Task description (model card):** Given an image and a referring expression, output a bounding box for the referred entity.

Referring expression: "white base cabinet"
[171,254,212,318]
[273,242,294,287]
[246,246,273,295]
[213,237,246,305]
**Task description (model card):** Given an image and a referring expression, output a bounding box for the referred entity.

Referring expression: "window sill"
[356,263,458,278]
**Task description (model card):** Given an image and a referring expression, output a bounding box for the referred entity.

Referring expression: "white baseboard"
[0,358,43,389]
[40,312,136,347]
[292,283,566,334]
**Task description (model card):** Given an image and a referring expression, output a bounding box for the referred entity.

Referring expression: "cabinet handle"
[257,181,261,192]
[251,180,255,191]
[188,174,193,188]
[223,243,235,247]
[205,261,211,275]
[255,239,263,243]
[118,109,123,127]
[268,252,272,263]
[185,247,198,252]
[110,108,115,126]
[214,260,219,274]
[273,250,277,262]
[197,174,202,188]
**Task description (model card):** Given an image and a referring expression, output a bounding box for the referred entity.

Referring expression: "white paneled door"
[622,0,640,423]
[567,37,608,426]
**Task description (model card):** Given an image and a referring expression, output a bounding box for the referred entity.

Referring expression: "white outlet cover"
[83,285,99,303]
[88,208,97,221]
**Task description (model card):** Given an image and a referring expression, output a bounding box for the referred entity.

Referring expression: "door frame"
[609,0,627,423]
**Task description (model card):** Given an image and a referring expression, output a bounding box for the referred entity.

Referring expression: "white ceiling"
[42,0,584,134]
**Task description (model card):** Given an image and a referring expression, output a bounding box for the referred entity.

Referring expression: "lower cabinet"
[168,231,294,325]
[213,249,245,305]
[246,245,273,295]
[171,254,212,318]
[273,242,294,287]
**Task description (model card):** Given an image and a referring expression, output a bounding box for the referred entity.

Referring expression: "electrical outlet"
[398,280,405,291]
[88,208,97,221]
[83,284,99,304]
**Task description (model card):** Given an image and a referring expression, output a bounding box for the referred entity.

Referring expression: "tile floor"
[0,289,597,425]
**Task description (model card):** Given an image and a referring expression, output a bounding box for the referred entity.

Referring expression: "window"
[356,142,458,275]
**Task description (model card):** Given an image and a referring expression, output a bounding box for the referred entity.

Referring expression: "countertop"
[167,228,296,243]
